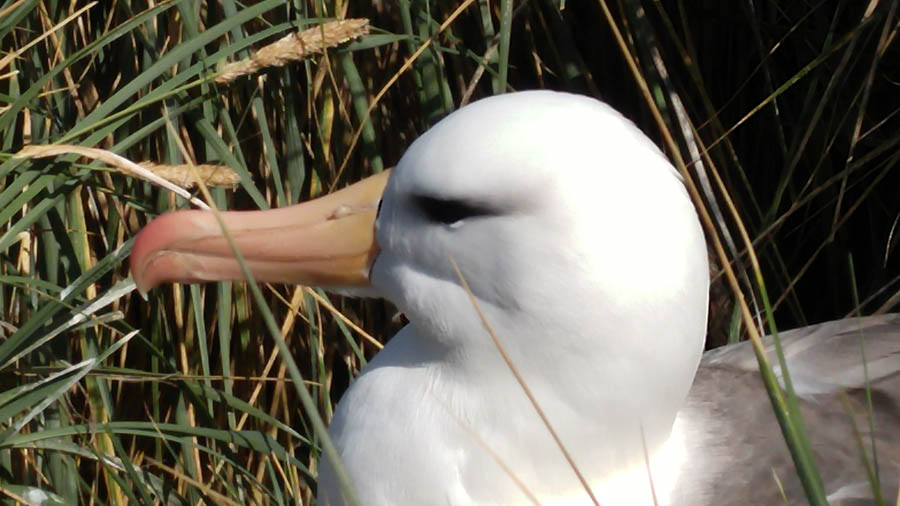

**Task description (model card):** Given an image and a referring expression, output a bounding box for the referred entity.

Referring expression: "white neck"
[394,299,699,499]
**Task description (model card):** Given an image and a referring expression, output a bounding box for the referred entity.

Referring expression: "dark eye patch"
[413,196,497,225]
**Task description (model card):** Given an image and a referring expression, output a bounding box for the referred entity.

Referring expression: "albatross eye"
[414,196,496,225]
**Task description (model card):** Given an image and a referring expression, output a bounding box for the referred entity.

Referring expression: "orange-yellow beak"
[130,170,391,295]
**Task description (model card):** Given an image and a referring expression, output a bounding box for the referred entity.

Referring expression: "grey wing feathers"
[702,314,900,396]
[685,314,900,504]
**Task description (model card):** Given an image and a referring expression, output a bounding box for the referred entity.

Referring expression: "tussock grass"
[0,1,897,504]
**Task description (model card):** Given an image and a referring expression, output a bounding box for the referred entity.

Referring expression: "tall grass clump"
[0,1,897,504]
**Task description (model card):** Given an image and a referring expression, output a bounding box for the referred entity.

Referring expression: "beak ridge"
[130,170,392,294]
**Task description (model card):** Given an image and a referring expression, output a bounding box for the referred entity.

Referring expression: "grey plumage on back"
[676,314,900,504]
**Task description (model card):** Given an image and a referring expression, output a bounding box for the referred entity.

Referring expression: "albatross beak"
[130,170,391,295]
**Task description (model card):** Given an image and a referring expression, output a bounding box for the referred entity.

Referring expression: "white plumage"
[131,91,900,506]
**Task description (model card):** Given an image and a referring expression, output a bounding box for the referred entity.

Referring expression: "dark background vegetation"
[0,0,897,503]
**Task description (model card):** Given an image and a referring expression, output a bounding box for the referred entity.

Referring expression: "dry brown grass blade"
[0,2,98,75]
[13,144,230,209]
[138,162,239,188]
[450,257,600,506]
[430,393,543,506]
[0,487,31,505]
[301,286,382,350]
[0,0,28,20]
[215,19,370,84]
[332,0,478,189]
[144,457,241,506]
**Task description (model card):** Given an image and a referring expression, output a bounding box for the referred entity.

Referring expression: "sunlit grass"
[0,1,897,504]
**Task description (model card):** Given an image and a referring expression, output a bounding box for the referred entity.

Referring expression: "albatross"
[130,91,900,505]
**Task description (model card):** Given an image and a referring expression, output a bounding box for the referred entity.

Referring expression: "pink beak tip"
[130,210,204,296]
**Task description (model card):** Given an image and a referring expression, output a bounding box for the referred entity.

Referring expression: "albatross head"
[369,91,710,466]
[131,90,709,496]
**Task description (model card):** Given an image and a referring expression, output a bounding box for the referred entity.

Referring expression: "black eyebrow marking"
[413,195,498,225]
